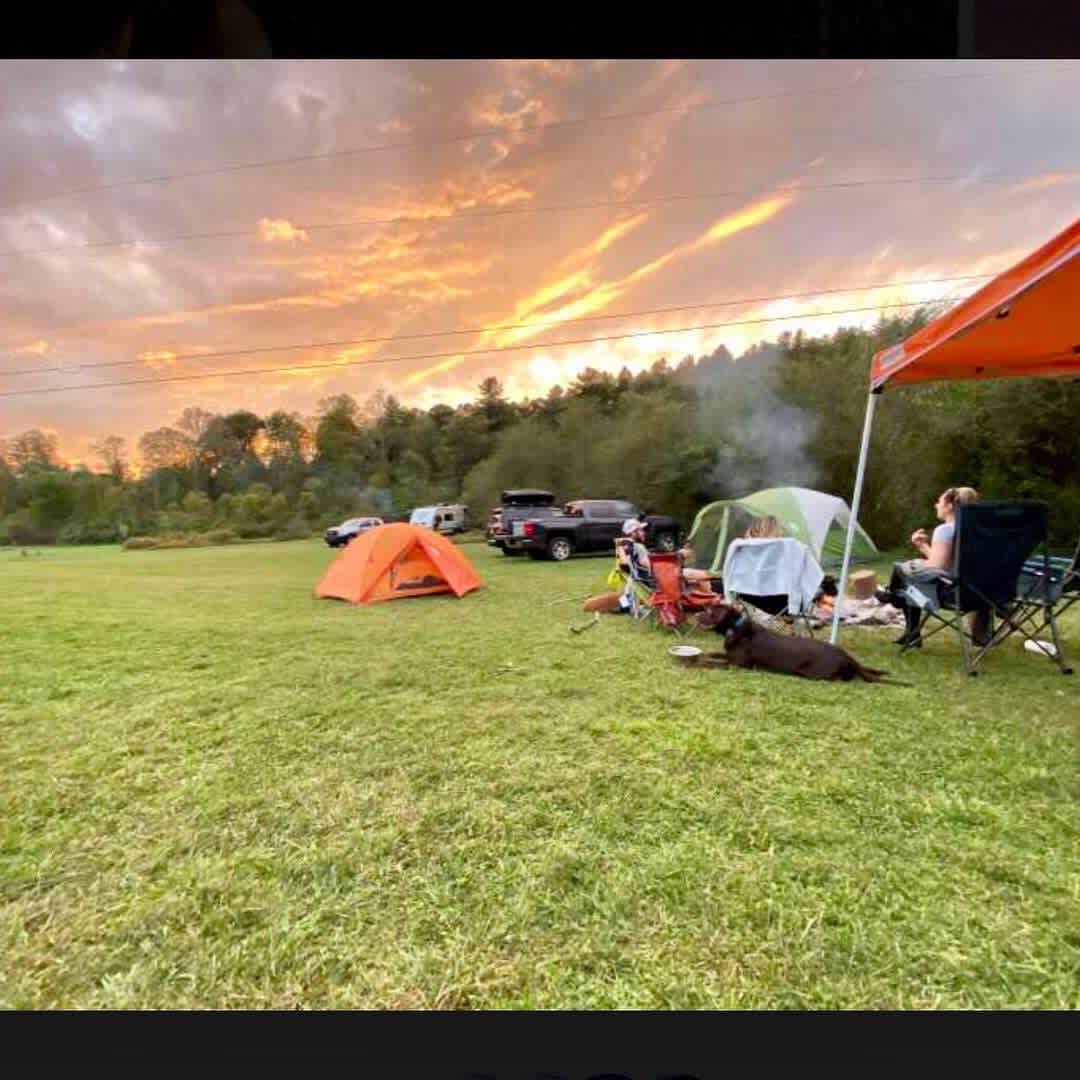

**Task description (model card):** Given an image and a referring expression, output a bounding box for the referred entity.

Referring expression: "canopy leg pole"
[830,390,880,644]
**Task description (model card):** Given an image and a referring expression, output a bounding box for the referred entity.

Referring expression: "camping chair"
[722,537,825,637]
[984,527,1078,674]
[645,552,722,634]
[609,540,656,624]
[900,500,1070,676]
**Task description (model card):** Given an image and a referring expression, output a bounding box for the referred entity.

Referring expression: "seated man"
[619,519,717,591]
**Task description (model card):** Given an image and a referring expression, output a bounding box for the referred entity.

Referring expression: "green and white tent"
[686,486,878,572]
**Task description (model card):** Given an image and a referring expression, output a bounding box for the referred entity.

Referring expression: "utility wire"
[0,273,993,378]
[0,296,961,400]
[3,168,1076,261]
[0,65,1055,213]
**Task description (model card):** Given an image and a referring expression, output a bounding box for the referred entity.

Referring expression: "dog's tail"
[855,663,912,687]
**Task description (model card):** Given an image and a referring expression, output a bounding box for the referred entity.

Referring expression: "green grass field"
[2,538,1078,1008]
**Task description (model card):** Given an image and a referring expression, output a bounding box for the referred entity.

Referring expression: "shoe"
[894,632,922,648]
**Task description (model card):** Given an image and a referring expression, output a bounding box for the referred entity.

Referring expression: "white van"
[409,504,468,535]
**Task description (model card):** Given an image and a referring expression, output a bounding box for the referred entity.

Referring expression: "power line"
[0,65,1055,214]
[0,296,961,400]
[3,167,1076,261]
[0,273,993,378]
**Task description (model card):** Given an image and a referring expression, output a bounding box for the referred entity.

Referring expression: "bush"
[58,520,124,545]
[202,528,237,545]
[123,537,158,551]
[155,536,206,549]
[8,522,58,546]
[233,521,275,539]
[273,517,312,542]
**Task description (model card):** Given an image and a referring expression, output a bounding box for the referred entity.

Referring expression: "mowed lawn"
[2,538,1078,1009]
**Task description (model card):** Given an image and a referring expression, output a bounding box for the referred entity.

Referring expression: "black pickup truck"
[487,489,562,556]
[516,498,680,562]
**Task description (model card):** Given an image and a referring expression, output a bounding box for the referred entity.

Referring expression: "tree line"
[2,310,1078,550]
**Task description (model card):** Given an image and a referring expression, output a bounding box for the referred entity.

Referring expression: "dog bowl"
[669,644,703,663]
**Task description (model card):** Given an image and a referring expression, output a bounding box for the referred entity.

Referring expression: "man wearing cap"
[617,518,653,578]
[618,518,716,591]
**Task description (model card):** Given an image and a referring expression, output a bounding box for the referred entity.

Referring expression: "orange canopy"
[316,522,482,605]
[871,217,1080,389]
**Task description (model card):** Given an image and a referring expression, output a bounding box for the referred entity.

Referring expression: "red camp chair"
[647,552,722,632]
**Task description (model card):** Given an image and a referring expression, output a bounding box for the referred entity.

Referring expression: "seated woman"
[877,486,987,647]
[733,513,802,618]
[745,514,782,540]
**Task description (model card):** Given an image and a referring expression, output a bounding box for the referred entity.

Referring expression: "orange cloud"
[138,349,178,368]
[402,191,797,388]
[16,339,51,356]
[570,212,650,263]
[1011,172,1076,194]
[701,193,796,246]
[258,218,309,243]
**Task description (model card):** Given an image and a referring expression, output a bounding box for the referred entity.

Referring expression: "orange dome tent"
[316,523,482,605]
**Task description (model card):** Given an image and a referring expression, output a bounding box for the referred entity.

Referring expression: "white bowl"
[669,645,703,658]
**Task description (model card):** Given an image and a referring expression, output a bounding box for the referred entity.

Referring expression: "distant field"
[2,539,1078,1008]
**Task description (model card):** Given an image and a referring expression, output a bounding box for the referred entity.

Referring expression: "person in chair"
[877,486,990,647]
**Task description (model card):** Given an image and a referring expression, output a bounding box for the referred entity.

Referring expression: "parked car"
[324,516,384,547]
[409,504,468,535]
[515,499,681,561]
[487,489,561,556]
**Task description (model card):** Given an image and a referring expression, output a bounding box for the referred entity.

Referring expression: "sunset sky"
[1,59,1078,464]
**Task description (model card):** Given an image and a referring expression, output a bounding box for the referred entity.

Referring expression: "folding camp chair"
[986,528,1078,674]
[721,537,824,636]
[646,551,722,634]
[610,540,656,624]
[900,500,1070,675]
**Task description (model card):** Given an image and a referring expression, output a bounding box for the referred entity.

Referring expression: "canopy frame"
[830,218,1080,644]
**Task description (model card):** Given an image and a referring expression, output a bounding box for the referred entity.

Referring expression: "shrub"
[58,520,124,545]
[298,490,320,524]
[202,528,237,545]
[123,537,159,551]
[154,536,205,549]
[233,521,275,540]
[273,517,312,542]
[8,522,58,546]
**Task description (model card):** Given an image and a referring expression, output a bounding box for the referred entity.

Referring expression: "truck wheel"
[548,537,574,562]
[653,530,677,553]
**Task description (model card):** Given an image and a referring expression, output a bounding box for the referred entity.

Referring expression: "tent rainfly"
[831,216,1080,643]
[686,486,878,572]
[316,522,482,605]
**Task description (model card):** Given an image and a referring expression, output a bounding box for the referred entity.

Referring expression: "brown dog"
[696,601,897,683]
